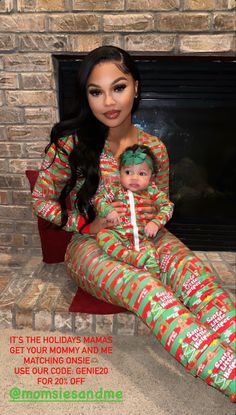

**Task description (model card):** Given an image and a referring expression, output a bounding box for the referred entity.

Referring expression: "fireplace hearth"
[55,55,236,251]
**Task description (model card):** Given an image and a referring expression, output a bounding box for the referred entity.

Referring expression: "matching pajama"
[32,128,236,400]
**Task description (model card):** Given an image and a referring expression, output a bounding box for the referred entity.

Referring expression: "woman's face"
[86,61,138,129]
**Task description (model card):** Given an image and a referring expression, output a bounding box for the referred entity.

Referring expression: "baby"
[95,144,174,274]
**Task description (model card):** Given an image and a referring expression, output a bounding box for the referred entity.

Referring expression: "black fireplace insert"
[54,54,236,251]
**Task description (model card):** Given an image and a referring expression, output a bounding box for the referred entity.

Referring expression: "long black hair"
[47,46,141,230]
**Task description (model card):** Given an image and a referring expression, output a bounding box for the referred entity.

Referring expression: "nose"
[131,173,139,180]
[104,93,115,106]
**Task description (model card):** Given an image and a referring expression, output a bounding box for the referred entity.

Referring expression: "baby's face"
[120,161,152,193]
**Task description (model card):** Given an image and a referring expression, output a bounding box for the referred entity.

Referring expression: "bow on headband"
[121,147,153,170]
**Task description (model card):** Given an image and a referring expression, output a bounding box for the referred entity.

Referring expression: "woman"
[32,46,235,400]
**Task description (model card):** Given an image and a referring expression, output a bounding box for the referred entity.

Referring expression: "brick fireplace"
[0,0,235,256]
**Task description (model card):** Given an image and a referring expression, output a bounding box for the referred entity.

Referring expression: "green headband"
[121,147,153,170]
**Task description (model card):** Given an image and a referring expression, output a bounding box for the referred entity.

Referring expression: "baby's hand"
[106,210,121,226]
[145,221,159,238]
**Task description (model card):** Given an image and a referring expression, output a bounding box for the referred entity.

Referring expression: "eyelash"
[88,84,127,97]
[88,89,101,97]
[125,170,147,176]
[114,84,127,92]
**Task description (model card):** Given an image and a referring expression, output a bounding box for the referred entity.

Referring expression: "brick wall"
[0,0,235,255]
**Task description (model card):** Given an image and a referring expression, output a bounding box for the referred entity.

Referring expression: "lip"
[129,183,140,189]
[103,110,120,119]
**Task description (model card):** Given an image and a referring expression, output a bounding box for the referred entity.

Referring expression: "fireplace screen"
[55,55,236,251]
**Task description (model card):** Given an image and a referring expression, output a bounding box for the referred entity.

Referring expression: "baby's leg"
[139,240,160,275]
[97,229,159,272]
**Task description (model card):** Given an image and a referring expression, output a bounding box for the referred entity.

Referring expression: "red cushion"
[69,287,127,314]
[25,170,73,263]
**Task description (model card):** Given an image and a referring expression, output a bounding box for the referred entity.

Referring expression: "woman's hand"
[106,209,121,226]
[89,200,156,234]
[137,199,157,220]
[89,201,126,234]
[107,199,157,222]
[89,216,108,234]
[109,200,127,216]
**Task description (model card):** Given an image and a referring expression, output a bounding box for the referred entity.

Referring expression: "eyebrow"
[87,76,128,88]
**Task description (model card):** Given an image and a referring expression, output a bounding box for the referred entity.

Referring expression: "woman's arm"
[135,138,170,221]
[147,186,174,231]
[94,184,117,218]
[154,141,170,197]
[32,136,89,233]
